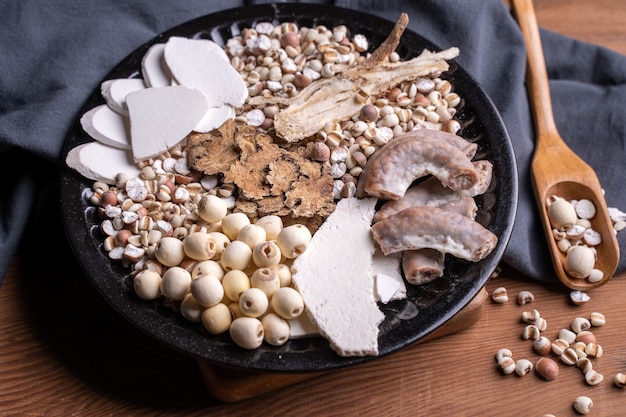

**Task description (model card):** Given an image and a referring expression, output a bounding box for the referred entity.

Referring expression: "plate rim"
[60,2,518,373]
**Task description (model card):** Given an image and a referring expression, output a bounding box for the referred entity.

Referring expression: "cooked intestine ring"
[357,129,479,200]
[371,205,498,263]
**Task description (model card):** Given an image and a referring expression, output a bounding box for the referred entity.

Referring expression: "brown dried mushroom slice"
[371,206,498,262]
[360,133,479,200]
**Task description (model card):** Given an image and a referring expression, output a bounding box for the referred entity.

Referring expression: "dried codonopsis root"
[249,14,460,143]
[361,12,409,69]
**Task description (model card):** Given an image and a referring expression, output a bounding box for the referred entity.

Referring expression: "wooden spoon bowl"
[512,0,619,290]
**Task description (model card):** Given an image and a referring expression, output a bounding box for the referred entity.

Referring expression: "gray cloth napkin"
[2,0,625,286]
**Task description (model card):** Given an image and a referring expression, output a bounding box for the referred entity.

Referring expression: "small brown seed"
[310,141,331,162]
[535,357,559,381]
[575,330,596,345]
[359,104,379,122]
[571,317,591,333]
[280,32,300,48]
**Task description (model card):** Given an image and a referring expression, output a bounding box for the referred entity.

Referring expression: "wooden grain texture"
[2,1,626,416]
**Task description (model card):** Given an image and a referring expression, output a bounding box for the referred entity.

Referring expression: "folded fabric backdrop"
[1,0,625,286]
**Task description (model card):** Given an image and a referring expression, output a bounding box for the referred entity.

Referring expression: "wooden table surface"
[3,1,626,416]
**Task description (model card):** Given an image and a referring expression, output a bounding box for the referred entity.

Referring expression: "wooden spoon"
[511,0,619,290]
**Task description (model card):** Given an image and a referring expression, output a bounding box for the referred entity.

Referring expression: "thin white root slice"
[141,43,172,88]
[371,206,498,262]
[164,36,247,108]
[126,85,208,161]
[65,141,140,184]
[292,197,384,356]
[80,104,131,149]
[100,78,146,115]
[194,105,236,133]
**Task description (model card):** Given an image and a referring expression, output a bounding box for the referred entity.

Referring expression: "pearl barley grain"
[491,287,508,303]
[573,396,593,414]
[515,359,534,376]
[517,290,534,305]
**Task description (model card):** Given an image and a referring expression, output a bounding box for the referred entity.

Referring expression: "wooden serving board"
[198,285,488,402]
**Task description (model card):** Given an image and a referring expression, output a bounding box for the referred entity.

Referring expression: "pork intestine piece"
[402,249,445,285]
[373,159,493,223]
[402,197,478,285]
[359,131,479,200]
[372,206,498,263]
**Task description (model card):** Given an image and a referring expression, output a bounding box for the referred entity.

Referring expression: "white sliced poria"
[100,78,146,115]
[66,141,140,184]
[164,36,248,108]
[372,251,405,303]
[141,43,173,88]
[291,197,384,357]
[80,104,131,149]
[287,311,319,339]
[126,85,208,161]
[194,104,236,133]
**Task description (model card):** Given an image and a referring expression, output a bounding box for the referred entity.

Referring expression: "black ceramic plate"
[60,3,518,372]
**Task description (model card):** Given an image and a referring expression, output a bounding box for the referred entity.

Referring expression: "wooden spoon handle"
[511,0,559,139]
